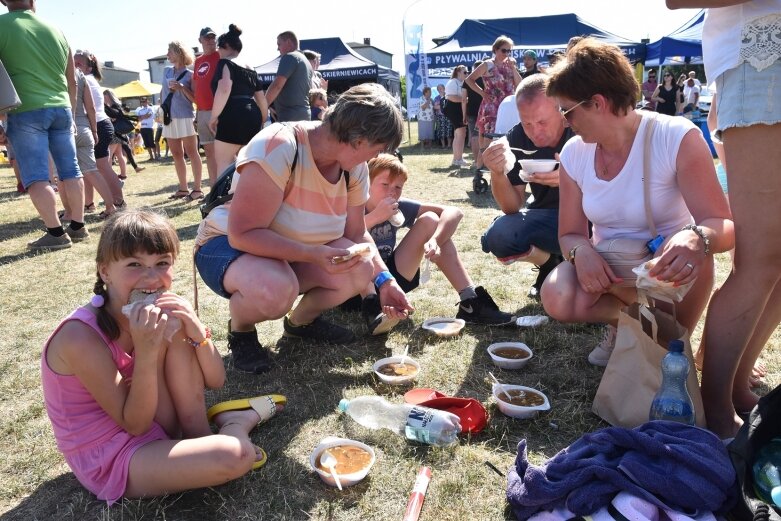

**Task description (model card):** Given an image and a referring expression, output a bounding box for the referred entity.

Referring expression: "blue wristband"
[374,270,395,288]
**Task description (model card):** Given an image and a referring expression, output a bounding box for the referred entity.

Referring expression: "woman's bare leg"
[701,123,781,438]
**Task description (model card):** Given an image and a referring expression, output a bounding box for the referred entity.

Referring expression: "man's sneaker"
[361,294,400,336]
[227,325,273,374]
[455,286,515,325]
[588,324,617,367]
[528,254,563,300]
[65,225,90,243]
[27,232,72,251]
[283,315,356,344]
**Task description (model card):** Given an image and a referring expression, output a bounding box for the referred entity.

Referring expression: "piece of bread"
[332,243,373,264]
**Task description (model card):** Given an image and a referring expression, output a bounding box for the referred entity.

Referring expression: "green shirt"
[0,10,70,113]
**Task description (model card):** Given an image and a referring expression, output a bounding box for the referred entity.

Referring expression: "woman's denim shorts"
[195,235,244,298]
[716,59,781,133]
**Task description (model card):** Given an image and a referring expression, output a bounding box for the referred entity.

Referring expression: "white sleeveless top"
[560,113,697,244]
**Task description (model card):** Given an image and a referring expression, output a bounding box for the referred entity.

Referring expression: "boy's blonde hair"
[368,153,408,184]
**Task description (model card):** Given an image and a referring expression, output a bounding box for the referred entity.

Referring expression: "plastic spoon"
[489,371,521,401]
[509,146,539,155]
[321,450,343,490]
[399,345,409,365]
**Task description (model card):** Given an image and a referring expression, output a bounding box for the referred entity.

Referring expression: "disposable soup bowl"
[492,384,550,419]
[487,342,533,370]
[373,356,421,385]
[310,437,376,488]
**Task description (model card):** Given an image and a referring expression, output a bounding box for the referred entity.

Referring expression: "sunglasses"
[559,99,588,121]
[499,48,512,54]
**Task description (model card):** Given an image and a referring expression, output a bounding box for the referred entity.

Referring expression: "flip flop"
[206,394,287,424]
[252,445,268,470]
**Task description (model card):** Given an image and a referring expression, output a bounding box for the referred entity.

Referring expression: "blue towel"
[507,421,737,520]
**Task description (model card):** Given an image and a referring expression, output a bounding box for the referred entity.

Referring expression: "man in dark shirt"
[521,50,540,78]
[481,74,573,298]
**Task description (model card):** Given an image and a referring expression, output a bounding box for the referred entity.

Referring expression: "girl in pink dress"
[41,209,284,504]
[465,36,522,145]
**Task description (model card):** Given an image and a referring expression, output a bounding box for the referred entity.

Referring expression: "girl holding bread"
[41,209,284,504]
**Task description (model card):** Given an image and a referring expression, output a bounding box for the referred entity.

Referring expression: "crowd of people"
[1,0,779,508]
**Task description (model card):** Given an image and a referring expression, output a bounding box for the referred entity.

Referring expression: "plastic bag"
[632,257,694,302]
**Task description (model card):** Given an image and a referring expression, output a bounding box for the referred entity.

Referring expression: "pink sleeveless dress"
[41,307,169,505]
[477,60,517,135]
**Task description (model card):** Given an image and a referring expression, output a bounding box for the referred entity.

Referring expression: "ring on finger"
[685,262,694,270]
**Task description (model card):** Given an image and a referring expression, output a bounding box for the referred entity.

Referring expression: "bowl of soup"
[310,437,376,488]
[373,356,420,385]
[492,384,550,419]
[487,342,533,370]
[518,159,559,175]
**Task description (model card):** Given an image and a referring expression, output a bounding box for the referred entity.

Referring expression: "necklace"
[595,114,642,179]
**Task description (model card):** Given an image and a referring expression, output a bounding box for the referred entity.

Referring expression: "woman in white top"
[74,50,125,218]
[668,0,781,439]
[443,65,468,167]
[540,38,733,369]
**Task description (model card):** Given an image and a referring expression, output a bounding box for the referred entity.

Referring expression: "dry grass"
[0,130,778,521]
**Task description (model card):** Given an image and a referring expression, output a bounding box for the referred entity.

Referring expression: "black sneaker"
[283,315,356,344]
[227,324,273,374]
[455,286,515,325]
[361,294,400,336]
[528,255,564,300]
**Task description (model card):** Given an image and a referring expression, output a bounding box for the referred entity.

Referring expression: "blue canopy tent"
[645,10,705,66]
[424,14,646,78]
[255,37,400,97]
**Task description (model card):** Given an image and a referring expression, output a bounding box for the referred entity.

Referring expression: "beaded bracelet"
[680,224,710,255]
[185,326,212,348]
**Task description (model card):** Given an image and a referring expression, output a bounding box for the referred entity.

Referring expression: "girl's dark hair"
[76,50,102,81]
[93,209,180,340]
[218,24,243,53]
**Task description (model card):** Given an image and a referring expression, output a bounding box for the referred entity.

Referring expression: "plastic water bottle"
[649,340,695,425]
[753,439,781,507]
[338,396,461,447]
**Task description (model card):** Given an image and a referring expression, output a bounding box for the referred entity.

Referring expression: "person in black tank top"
[208,24,269,174]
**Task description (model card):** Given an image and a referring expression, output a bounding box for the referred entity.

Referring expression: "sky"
[31,0,702,82]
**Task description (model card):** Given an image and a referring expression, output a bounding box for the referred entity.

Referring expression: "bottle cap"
[771,486,781,507]
[338,398,349,413]
[668,339,684,353]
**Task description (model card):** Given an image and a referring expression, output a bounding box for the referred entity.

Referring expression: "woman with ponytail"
[208,24,269,175]
[41,209,284,504]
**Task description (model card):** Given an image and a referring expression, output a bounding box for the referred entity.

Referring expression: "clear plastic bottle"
[338,396,461,447]
[649,339,695,425]
[753,438,781,507]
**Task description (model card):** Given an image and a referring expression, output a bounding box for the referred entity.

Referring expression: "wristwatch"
[681,224,710,255]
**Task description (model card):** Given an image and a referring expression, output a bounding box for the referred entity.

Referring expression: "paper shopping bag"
[592,302,706,428]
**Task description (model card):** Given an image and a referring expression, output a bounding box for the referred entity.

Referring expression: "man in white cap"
[193,26,219,184]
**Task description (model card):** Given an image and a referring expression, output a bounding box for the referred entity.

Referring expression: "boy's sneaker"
[455,286,514,325]
[361,294,400,336]
[528,254,563,300]
[588,325,617,367]
[227,324,273,374]
[27,232,72,251]
[283,315,355,344]
[65,225,90,243]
